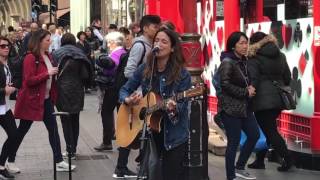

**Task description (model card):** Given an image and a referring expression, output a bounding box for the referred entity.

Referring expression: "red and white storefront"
[145,0,320,169]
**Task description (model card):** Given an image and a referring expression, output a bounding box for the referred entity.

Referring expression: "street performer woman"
[119,28,191,180]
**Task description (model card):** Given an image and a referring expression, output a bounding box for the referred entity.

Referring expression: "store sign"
[314,26,320,46]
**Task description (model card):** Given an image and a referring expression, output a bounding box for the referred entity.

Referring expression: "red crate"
[277,112,312,150]
[206,95,320,152]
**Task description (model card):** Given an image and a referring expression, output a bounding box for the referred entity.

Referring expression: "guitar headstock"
[184,85,205,98]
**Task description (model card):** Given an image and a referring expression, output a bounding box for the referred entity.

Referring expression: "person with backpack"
[0,36,18,179]
[124,15,161,78]
[52,33,93,159]
[93,32,128,152]
[247,32,293,171]
[217,32,259,180]
[13,29,76,172]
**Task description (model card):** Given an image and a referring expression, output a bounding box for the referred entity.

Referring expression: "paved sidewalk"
[0,92,319,180]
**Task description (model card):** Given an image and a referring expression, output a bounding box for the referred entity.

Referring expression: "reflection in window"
[285,0,313,19]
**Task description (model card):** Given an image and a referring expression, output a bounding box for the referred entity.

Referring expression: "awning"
[39,8,70,24]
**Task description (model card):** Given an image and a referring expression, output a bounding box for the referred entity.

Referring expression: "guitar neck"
[146,92,186,114]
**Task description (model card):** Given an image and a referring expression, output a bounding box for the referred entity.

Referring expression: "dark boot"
[248,149,267,169]
[267,148,281,163]
[93,143,113,151]
[277,153,293,172]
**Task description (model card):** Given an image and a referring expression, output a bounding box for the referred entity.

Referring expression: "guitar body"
[116,86,204,149]
[116,92,162,148]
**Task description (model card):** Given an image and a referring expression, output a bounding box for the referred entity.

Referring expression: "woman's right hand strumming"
[124,91,142,106]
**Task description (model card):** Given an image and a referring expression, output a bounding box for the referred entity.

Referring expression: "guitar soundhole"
[139,107,147,120]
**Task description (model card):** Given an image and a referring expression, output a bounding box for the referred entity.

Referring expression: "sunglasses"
[0,44,10,49]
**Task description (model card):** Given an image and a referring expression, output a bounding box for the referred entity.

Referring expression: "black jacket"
[218,52,250,118]
[76,41,91,58]
[53,45,93,113]
[247,36,291,112]
[0,64,7,105]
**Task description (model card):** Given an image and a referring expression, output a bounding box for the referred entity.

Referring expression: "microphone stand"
[137,51,157,180]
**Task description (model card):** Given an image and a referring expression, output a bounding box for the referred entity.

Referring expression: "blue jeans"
[11,99,63,163]
[222,111,260,180]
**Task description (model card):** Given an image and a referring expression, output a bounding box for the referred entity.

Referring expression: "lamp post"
[180,0,208,180]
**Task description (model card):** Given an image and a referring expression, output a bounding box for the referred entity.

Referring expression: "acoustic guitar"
[116,86,205,148]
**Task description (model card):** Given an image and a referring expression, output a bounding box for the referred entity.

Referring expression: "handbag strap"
[224,57,249,87]
[58,60,71,79]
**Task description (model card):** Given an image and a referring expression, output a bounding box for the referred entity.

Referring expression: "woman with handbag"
[52,33,93,159]
[247,32,293,171]
[0,36,18,179]
[218,31,260,180]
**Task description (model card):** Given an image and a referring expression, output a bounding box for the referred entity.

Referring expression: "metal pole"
[49,0,52,23]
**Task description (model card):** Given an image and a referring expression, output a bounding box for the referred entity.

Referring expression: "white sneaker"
[56,161,76,172]
[62,152,76,160]
[5,162,20,173]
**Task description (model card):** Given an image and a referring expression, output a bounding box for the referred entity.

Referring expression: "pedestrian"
[85,27,100,52]
[13,29,76,171]
[247,32,293,171]
[91,19,104,45]
[124,14,161,78]
[0,36,18,179]
[52,33,93,159]
[218,31,260,180]
[48,24,61,53]
[119,27,133,50]
[76,31,91,59]
[118,28,191,180]
[94,31,127,152]
[21,22,39,55]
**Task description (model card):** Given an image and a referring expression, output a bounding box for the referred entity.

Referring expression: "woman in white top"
[13,30,75,172]
[0,36,18,179]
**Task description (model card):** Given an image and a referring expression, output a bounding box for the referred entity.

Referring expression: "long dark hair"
[143,28,184,84]
[28,29,50,56]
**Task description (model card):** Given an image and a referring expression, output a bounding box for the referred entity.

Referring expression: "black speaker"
[184,95,209,180]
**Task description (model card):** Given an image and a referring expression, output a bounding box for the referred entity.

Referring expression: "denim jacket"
[119,64,191,150]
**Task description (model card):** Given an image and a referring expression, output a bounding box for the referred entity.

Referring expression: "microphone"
[151,46,160,54]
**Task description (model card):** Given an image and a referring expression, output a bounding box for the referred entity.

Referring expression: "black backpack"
[114,41,146,92]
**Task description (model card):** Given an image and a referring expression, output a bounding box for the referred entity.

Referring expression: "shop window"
[285,0,313,20]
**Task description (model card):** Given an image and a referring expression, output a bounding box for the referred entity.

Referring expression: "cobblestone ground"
[0,92,319,180]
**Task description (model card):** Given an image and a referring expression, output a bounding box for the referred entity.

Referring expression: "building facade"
[0,0,31,34]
